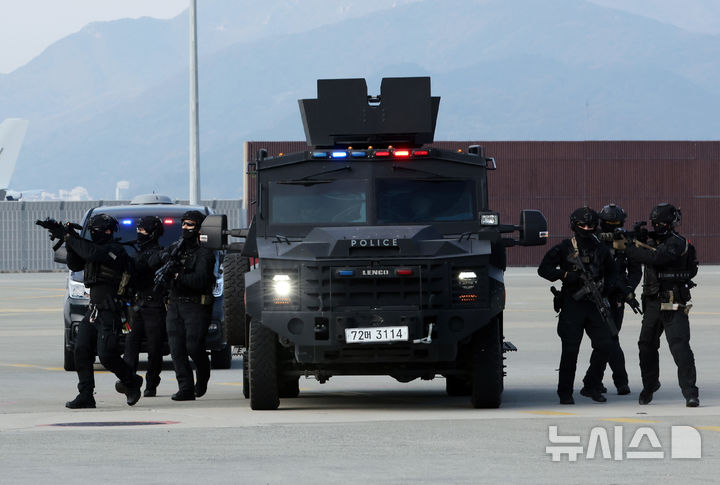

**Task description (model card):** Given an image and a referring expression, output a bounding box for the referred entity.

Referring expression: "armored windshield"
[269,179,368,224]
[376,178,474,223]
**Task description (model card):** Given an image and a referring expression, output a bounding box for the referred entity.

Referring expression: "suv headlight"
[68,279,90,300]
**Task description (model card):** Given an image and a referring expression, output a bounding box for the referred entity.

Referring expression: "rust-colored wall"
[246,141,720,265]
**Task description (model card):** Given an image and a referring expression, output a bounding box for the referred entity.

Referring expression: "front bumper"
[262,306,501,364]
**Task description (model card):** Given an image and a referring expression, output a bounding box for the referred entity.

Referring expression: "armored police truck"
[202,77,548,409]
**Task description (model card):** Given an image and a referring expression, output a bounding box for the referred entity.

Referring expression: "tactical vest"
[643,233,697,296]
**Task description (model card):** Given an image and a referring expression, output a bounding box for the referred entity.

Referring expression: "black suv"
[59,194,232,371]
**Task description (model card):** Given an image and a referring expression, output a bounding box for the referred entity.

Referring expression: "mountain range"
[2,0,719,199]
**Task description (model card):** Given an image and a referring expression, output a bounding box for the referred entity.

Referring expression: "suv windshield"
[376,178,475,223]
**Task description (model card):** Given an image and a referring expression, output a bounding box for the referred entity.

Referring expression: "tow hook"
[413,323,434,344]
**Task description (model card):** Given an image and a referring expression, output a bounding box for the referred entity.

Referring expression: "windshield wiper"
[391,164,453,179]
[277,165,352,185]
[276,179,333,186]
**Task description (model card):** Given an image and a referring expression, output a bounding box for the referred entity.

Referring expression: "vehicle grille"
[300,262,449,311]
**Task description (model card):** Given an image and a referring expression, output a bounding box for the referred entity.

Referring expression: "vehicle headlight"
[479,212,499,226]
[457,271,477,290]
[68,279,89,299]
[272,274,292,304]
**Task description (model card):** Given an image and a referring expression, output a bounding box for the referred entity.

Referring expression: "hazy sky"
[0,0,188,74]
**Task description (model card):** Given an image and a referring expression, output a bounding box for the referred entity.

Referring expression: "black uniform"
[162,210,215,400]
[123,235,166,397]
[583,206,642,394]
[538,208,617,404]
[64,216,142,408]
[625,207,699,406]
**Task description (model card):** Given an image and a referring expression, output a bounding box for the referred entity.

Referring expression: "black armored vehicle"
[203,77,548,409]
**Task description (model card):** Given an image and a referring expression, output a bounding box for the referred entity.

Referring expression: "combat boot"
[65,394,96,409]
[171,390,196,401]
[195,371,209,398]
[125,375,143,406]
[638,382,661,405]
[686,396,699,407]
[115,379,127,394]
[616,384,631,395]
[144,375,160,397]
[580,387,607,402]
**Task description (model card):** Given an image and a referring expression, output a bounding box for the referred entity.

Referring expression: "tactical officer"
[62,214,143,408]
[538,207,617,404]
[162,210,215,401]
[625,203,699,407]
[118,216,167,397]
[582,204,641,396]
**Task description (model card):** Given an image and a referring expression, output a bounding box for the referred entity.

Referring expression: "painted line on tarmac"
[0,308,61,314]
[2,292,65,300]
[0,286,64,291]
[217,382,243,386]
[600,417,660,423]
[697,426,720,432]
[0,362,108,373]
[522,410,577,416]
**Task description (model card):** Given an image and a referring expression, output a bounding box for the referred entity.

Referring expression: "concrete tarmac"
[1,269,719,484]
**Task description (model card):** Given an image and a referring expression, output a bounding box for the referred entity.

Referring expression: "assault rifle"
[153,238,184,295]
[35,218,82,251]
[567,247,619,337]
[598,221,656,251]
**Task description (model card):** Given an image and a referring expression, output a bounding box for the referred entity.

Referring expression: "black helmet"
[181,210,205,242]
[570,206,598,239]
[181,210,206,226]
[598,203,626,232]
[650,203,680,236]
[88,214,118,233]
[138,216,164,239]
[137,216,164,248]
[88,214,118,244]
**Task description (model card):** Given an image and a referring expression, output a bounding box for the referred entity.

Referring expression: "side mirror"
[54,246,68,264]
[518,210,549,246]
[200,214,228,250]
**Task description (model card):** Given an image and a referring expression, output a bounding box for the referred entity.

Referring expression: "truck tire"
[63,337,75,372]
[279,376,300,398]
[249,319,279,410]
[223,253,249,346]
[211,343,233,369]
[470,317,503,409]
[242,352,249,399]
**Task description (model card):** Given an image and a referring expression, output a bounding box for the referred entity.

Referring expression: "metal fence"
[0,199,244,272]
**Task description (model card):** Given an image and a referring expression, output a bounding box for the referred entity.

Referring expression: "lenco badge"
[361,268,390,276]
[350,238,399,248]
